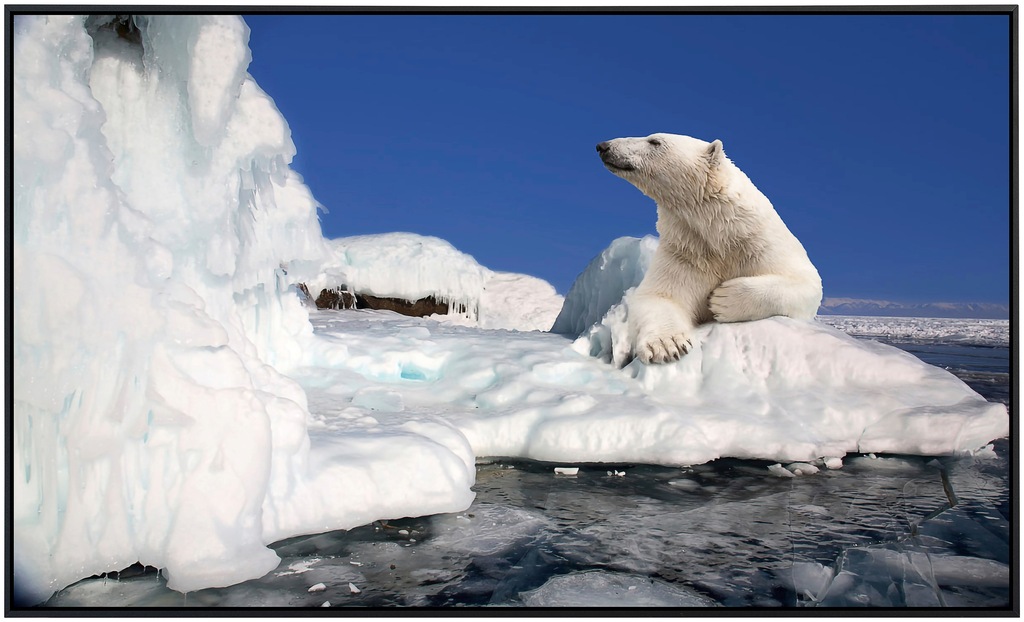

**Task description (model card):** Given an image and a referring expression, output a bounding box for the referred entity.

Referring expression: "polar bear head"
[596,133,727,203]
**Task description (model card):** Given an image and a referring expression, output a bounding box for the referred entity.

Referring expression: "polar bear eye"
[647,138,663,146]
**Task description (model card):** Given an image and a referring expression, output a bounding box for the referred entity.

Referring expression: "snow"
[817,315,1009,347]
[301,309,1006,467]
[12,14,468,604]
[306,232,491,318]
[472,271,564,332]
[12,14,1009,607]
[306,231,565,331]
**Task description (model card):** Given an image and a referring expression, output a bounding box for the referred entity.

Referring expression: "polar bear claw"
[637,332,692,364]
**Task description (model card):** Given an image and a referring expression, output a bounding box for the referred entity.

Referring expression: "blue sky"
[244,12,1010,304]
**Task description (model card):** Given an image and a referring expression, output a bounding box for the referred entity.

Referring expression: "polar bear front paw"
[636,332,693,364]
[709,278,765,323]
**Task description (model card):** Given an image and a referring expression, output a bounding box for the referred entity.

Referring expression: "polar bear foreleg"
[709,274,822,323]
[627,249,719,364]
[627,292,697,364]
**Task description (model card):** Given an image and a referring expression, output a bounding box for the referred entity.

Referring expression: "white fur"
[597,133,822,364]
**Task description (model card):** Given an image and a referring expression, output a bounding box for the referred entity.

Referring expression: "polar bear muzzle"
[596,141,636,172]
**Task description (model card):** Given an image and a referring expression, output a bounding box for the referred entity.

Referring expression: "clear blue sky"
[244,12,1010,304]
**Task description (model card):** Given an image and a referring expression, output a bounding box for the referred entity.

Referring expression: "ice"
[301,309,1006,468]
[823,457,844,470]
[768,464,797,478]
[12,15,472,604]
[817,315,1009,347]
[519,571,718,607]
[789,562,834,602]
[550,235,658,336]
[787,463,820,476]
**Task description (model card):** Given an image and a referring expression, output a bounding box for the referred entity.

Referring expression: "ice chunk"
[427,504,549,557]
[930,556,1010,588]
[551,235,658,337]
[519,570,717,607]
[787,462,820,476]
[789,561,834,603]
[818,548,946,607]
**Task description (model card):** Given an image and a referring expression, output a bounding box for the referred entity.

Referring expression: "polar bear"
[596,133,822,364]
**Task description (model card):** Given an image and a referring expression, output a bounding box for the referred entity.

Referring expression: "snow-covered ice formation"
[306,232,491,318]
[11,15,472,604]
[305,231,565,331]
[472,271,566,332]
[12,14,1008,607]
[303,310,1006,467]
[550,235,658,336]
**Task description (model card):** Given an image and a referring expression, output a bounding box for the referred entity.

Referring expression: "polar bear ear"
[706,139,725,168]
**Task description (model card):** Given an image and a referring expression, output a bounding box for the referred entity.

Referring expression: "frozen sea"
[42,315,1012,610]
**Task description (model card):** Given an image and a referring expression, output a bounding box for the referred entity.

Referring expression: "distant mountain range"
[817,297,1010,320]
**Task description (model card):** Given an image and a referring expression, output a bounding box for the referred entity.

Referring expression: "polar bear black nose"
[596,141,611,154]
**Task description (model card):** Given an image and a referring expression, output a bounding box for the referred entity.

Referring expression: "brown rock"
[302,284,469,318]
[357,293,448,317]
[315,287,356,310]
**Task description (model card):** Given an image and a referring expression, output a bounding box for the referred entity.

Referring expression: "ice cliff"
[15,14,334,602]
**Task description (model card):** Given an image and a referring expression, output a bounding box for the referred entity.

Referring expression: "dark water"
[889,341,1010,406]
[41,342,1013,610]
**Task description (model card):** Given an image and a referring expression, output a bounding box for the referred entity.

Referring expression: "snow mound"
[308,232,565,331]
[550,235,658,336]
[307,232,492,318]
[437,271,565,332]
